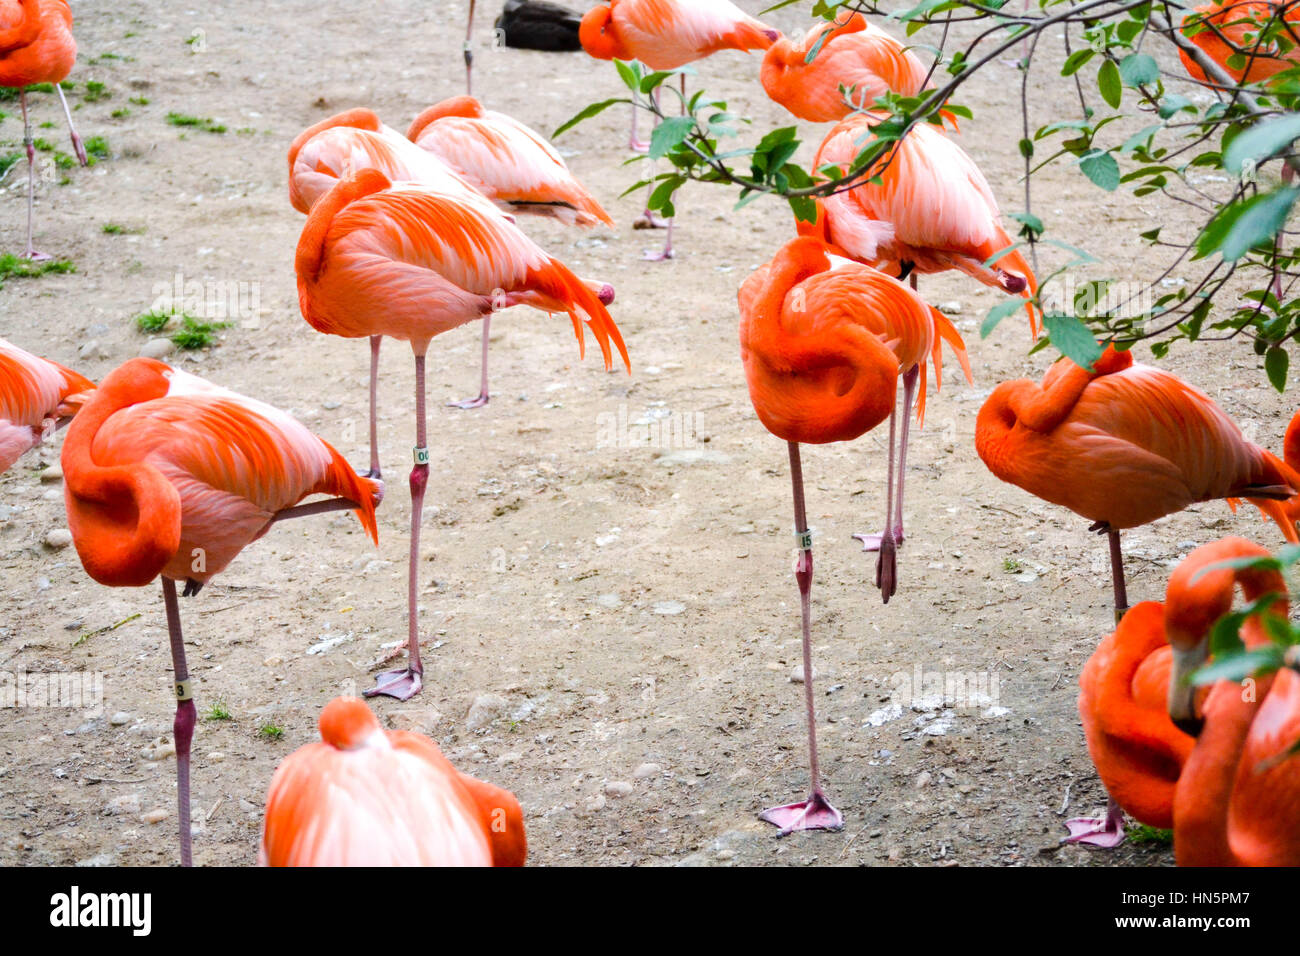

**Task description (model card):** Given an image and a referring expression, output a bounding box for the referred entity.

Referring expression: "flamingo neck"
[407,96,483,142]
[579,5,621,60]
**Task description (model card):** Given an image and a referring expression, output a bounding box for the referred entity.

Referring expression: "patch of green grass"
[1127,825,1174,846]
[32,137,54,152]
[110,108,131,119]
[203,701,232,721]
[0,152,21,177]
[258,723,285,740]
[134,309,175,334]
[52,151,77,169]
[1002,557,1024,574]
[166,112,225,134]
[84,135,109,161]
[236,127,255,136]
[0,254,75,280]
[129,95,150,106]
[93,52,133,63]
[172,316,231,350]
[101,223,126,235]
[82,81,110,103]
[39,120,54,129]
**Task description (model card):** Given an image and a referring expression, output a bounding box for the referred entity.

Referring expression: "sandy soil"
[0,1,1292,867]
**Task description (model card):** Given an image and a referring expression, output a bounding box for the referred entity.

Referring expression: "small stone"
[43,528,73,549]
[937,300,963,315]
[106,793,141,816]
[915,771,933,788]
[140,736,175,761]
[207,751,226,763]
[604,780,634,798]
[595,593,622,609]
[109,711,131,727]
[140,808,169,825]
[497,752,522,766]
[715,849,735,860]
[75,852,116,867]
[78,340,101,360]
[652,600,686,616]
[632,762,661,779]
[465,693,509,731]
[584,793,607,813]
[791,664,816,684]
[1014,570,1038,583]
[140,337,176,359]
[39,463,63,482]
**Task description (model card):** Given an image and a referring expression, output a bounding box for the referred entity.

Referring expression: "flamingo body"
[0,336,92,473]
[1178,2,1300,85]
[579,0,778,69]
[761,13,931,123]
[0,0,73,88]
[260,697,526,866]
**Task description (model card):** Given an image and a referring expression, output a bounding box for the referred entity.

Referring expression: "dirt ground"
[0,1,1292,867]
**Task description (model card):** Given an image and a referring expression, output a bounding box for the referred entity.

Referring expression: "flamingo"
[296,169,628,700]
[975,344,1299,621]
[61,358,382,866]
[407,95,615,408]
[260,696,526,866]
[579,0,779,259]
[1164,537,1300,866]
[0,0,87,259]
[737,236,969,833]
[1067,601,1195,847]
[761,12,934,123]
[0,336,93,473]
[808,111,1038,313]
[1178,2,1300,86]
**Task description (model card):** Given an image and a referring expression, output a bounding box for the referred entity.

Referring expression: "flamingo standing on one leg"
[760,12,934,123]
[1066,601,1196,847]
[407,95,614,408]
[61,358,382,866]
[737,237,969,833]
[0,0,88,259]
[975,345,1299,620]
[296,169,628,700]
[1163,537,1300,866]
[579,0,779,259]
[260,696,526,866]
[464,0,476,95]
[0,336,93,473]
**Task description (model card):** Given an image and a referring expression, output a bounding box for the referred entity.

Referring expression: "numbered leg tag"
[175,678,193,702]
[413,446,430,466]
[796,530,813,552]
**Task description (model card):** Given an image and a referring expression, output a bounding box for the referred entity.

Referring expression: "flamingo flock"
[3,0,1300,867]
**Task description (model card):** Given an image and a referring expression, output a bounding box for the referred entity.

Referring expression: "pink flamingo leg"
[629,99,649,153]
[854,364,919,603]
[367,351,428,700]
[638,80,685,261]
[1063,795,1128,849]
[161,578,197,867]
[449,315,491,409]
[465,0,476,97]
[55,83,87,167]
[19,90,50,262]
[760,441,845,836]
[1089,521,1130,623]
[363,335,383,479]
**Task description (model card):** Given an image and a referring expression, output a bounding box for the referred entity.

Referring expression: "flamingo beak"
[1168,643,1208,737]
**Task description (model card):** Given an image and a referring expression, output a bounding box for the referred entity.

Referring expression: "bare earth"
[0,1,1290,867]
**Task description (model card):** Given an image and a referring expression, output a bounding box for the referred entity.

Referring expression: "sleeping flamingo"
[761,12,933,123]
[738,236,968,833]
[976,345,1299,620]
[1068,601,1195,847]
[296,169,628,700]
[61,358,381,866]
[1178,1,1300,86]
[579,0,779,259]
[0,0,87,258]
[261,696,526,866]
[1165,537,1300,866]
[407,95,614,408]
[0,336,93,473]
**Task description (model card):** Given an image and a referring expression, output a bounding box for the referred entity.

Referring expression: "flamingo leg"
[366,351,428,700]
[449,315,491,409]
[629,99,648,153]
[361,335,383,479]
[760,442,845,836]
[1063,795,1127,848]
[1090,521,1129,623]
[19,90,50,262]
[640,78,685,262]
[853,367,913,603]
[161,577,196,867]
[55,82,87,167]
[465,0,476,97]
[634,89,670,234]
[271,496,375,524]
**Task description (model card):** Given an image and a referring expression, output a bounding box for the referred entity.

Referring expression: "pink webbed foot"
[853,530,900,603]
[759,790,844,837]
[364,667,423,701]
[642,245,674,262]
[448,392,490,410]
[357,466,382,481]
[21,250,53,262]
[633,210,669,230]
[628,138,650,154]
[1062,801,1127,849]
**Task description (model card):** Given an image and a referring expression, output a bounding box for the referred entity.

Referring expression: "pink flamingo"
[0,336,93,473]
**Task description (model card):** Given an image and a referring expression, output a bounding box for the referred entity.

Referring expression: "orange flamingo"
[407,95,615,408]
[580,0,778,259]
[297,169,628,700]
[738,236,968,833]
[761,12,933,123]
[0,336,92,473]
[976,345,1299,620]
[808,111,1038,318]
[260,696,526,866]
[1,0,87,258]
[1178,2,1300,86]
[1164,537,1300,866]
[1068,601,1196,847]
[61,358,381,866]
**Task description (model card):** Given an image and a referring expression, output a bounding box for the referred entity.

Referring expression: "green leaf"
[1266,346,1290,391]
[1119,53,1159,86]
[980,298,1026,339]
[1061,48,1095,76]
[648,116,695,160]
[1018,137,1034,159]
[1079,150,1120,191]
[789,195,818,223]
[1191,646,1285,686]
[1197,186,1300,261]
[1043,313,1103,369]
[1097,59,1122,108]
[1223,114,1300,174]
[552,98,627,139]
[614,59,641,91]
